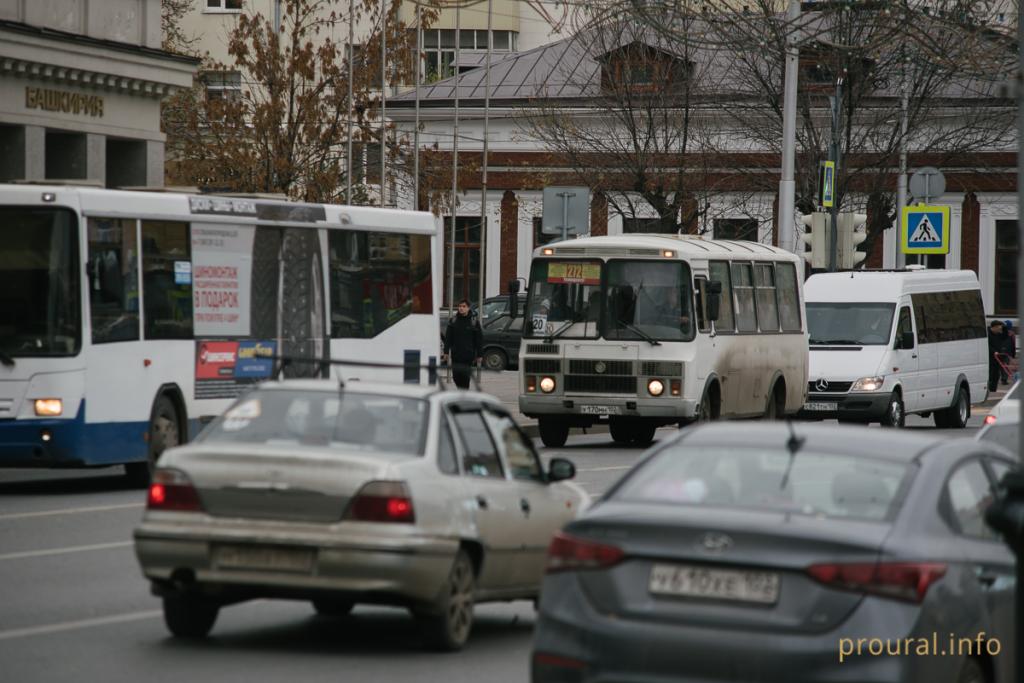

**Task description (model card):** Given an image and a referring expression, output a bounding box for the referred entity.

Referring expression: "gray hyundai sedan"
[531,422,1016,683]
[134,380,588,651]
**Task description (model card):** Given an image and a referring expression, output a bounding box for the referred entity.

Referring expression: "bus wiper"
[0,350,14,367]
[544,318,578,343]
[821,339,861,345]
[617,319,661,346]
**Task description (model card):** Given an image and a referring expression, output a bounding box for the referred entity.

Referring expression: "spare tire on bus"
[278,229,327,378]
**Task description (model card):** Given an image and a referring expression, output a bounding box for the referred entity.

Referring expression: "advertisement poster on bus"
[194,339,277,399]
[191,223,254,338]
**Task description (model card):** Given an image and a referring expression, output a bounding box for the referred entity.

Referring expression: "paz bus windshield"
[0,207,81,359]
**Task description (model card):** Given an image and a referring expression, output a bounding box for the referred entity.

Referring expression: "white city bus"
[517,234,809,447]
[0,184,441,481]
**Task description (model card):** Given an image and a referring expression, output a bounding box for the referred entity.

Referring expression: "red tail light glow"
[147,469,202,511]
[984,415,996,425]
[346,481,415,523]
[806,562,947,603]
[546,531,624,573]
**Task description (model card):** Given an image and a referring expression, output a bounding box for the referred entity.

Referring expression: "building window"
[418,29,517,82]
[714,218,758,241]
[206,0,243,11]
[905,252,946,269]
[442,217,483,308]
[623,217,673,234]
[994,219,1018,315]
[201,71,241,103]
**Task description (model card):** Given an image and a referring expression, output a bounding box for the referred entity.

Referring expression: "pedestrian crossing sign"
[901,204,950,255]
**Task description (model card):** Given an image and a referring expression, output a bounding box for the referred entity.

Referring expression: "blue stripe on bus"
[0,401,149,467]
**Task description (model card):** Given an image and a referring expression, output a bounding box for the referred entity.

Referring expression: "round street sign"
[909,167,946,202]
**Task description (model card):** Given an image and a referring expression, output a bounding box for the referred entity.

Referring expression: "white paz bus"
[516,234,809,447]
[0,184,441,482]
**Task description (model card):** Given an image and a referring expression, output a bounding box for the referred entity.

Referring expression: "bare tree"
[161,0,199,55]
[518,9,758,235]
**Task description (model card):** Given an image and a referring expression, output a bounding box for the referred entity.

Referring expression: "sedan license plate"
[216,545,315,573]
[580,404,621,415]
[649,563,780,605]
[802,402,838,411]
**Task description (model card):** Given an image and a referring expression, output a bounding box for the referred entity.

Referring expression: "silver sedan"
[133,380,588,650]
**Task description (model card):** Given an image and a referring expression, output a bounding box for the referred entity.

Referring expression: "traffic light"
[799,211,830,269]
[837,212,868,269]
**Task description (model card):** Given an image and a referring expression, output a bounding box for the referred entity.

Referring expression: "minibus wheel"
[538,418,569,448]
[880,391,905,428]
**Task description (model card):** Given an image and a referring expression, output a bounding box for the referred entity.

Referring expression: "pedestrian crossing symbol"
[901,204,950,255]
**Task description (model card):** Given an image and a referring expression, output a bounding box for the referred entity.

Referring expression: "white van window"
[912,290,986,344]
[807,303,895,346]
[896,307,914,348]
[776,263,802,332]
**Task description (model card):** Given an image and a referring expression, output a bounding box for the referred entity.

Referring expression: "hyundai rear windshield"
[199,390,430,456]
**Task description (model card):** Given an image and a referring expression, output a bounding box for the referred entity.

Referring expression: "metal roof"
[535,233,798,258]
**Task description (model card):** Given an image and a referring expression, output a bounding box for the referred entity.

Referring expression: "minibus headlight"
[34,399,63,416]
[647,379,665,396]
[540,376,556,393]
[851,376,885,392]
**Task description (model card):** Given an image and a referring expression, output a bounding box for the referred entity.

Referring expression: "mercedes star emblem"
[594,361,607,374]
[815,378,830,392]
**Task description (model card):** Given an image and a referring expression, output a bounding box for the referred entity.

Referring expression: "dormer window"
[598,41,692,95]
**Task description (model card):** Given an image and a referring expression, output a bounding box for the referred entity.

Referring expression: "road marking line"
[577,466,632,472]
[0,541,132,561]
[0,502,144,521]
[0,609,162,641]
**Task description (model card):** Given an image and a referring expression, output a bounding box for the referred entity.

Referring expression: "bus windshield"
[0,207,81,359]
[524,260,602,339]
[806,302,895,346]
[605,260,694,342]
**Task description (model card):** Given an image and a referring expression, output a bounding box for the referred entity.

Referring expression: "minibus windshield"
[806,302,895,346]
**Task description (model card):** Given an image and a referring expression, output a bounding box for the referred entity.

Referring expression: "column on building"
[500,190,519,289]
[771,193,780,247]
[590,191,608,236]
[960,191,981,274]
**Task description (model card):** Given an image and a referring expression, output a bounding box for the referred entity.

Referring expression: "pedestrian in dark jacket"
[443,299,483,389]
[988,320,1012,392]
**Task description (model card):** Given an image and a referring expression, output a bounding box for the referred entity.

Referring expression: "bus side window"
[707,261,735,333]
[142,221,193,340]
[88,218,139,344]
[775,262,802,332]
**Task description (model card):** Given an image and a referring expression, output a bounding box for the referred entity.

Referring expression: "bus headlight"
[647,379,665,397]
[851,376,884,392]
[540,376,556,393]
[34,398,63,416]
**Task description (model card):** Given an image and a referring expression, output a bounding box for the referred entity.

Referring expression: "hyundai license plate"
[649,563,780,604]
[802,402,837,411]
[579,405,621,415]
[216,545,314,573]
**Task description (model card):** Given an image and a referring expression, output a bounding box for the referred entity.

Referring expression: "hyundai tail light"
[546,531,624,573]
[806,562,947,603]
[346,481,416,523]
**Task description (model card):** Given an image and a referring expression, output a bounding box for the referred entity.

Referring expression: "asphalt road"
[0,415,986,682]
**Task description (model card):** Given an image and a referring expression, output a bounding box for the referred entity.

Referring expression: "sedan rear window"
[610,446,911,521]
[199,390,429,456]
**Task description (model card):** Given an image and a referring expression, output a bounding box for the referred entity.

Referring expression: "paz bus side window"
[694,277,710,333]
[707,261,735,333]
[88,218,139,344]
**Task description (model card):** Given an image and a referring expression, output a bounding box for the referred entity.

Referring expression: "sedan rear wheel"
[163,595,219,639]
[482,348,507,372]
[418,549,475,652]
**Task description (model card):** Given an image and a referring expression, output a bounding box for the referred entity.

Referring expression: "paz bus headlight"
[539,376,556,393]
[647,379,665,396]
[34,398,63,416]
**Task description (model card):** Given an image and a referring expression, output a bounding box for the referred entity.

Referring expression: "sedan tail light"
[147,469,203,512]
[546,531,624,573]
[806,562,947,603]
[345,481,415,523]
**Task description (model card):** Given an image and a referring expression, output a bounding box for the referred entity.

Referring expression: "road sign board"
[909,167,945,203]
[819,161,835,208]
[542,187,590,237]
[901,204,950,254]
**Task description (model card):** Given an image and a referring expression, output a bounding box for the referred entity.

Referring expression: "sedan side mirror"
[547,457,576,482]
[706,280,722,322]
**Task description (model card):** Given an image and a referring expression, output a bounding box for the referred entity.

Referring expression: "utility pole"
[380,2,387,207]
[896,45,909,269]
[413,5,421,209]
[478,0,492,309]
[828,71,844,272]
[346,0,354,204]
[448,2,460,316]
[778,0,800,256]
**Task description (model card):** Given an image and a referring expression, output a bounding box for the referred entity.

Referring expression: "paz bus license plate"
[216,545,315,573]
[649,563,780,604]
[802,402,837,411]
[580,405,621,415]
